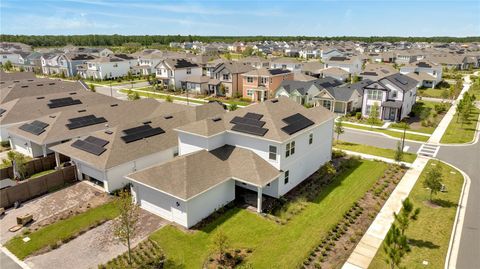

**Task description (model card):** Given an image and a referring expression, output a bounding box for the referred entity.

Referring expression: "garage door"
[140,199,172,221]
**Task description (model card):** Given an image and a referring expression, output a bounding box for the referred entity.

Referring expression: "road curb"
[0,245,31,269]
[443,162,471,269]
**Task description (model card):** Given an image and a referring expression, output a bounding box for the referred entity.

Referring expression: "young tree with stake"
[113,190,139,266]
[334,118,345,141]
[423,166,443,201]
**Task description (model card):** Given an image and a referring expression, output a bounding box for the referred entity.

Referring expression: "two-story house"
[126,97,334,228]
[211,61,254,97]
[400,60,442,88]
[361,73,418,121]
[79,54,138,80]
[242,68,293,102]
[269,57,303,72]
[155,58,202,90]
[323,56,362,75]
[275,77,343,106]
[50,102,225,193]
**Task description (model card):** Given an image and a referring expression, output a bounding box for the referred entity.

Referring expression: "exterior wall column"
[54,152,61,170]
[75,162,83,180]
[42,144,47,157]
[257,186,263,213]
[344,102,348,115]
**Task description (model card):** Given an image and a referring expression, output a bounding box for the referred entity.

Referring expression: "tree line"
[1,34,479,48]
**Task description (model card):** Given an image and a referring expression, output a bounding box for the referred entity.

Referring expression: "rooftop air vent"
[69,92,77,95]
[212,117,222,122]
[105,130,113,135]
[21,85,28,88]
[164,115,173,119]
[142,121,152,125]
[36,96,45,99]
[49,82,55,85]
[78,109,86,112]
[37,84,44,86]
[271,99,279,103]
[110,104,118,107]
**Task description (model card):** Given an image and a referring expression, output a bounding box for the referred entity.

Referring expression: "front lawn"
[334,141,417,163]
[391,101,451,134]
[343,123,430,142]
[149,160,388,268]
[440,107,480,144]
[369,160,464,269]
[5,200,119,260]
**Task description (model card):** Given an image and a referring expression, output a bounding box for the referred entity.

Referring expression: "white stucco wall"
[186,179,235,228]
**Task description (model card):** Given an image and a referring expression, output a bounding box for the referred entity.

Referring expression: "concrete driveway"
[25,209,166,269]
[0,182,105,244]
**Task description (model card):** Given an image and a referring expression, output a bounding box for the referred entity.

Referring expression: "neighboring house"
[324,56,362,75]
[400,60,442,88]
[269,57,303,72]
[299,47,320,59]
[301,62,325,78]
[1,79,86,104]
[50,102,225,192]
[314,79,372,114]
[7,99,172,158]
[359,63,398,81]
[127,97,335,228]
[155,58,202,89]
[320,48,345,61]
[181,75,221,95]
[0,51,21,65]
[79,54,138,80]
[427,54,469,70]
[395,51,423,65]
[16,51,43,73]
[0,90,116,142]
[361,73,418,121]
[318,67,350,82]
[242,68,293,102]
[211,61,254,97]
[275,77,343,105]
[41,53,97,77]
[239,56,270,69]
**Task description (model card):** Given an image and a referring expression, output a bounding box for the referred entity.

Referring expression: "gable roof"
[321,79,372,101]
[213,61,254,74]
[278,77,343,96]
[242,68,291,77]
[381,73,419,92]
[176,96,334,142]
[127,145,281,201]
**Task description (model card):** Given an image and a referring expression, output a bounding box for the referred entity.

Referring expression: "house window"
[247,77,254,83]
[247,90,254,96]
[391,91,397,98]
[269,145,277,160]
[367,90,382,100]
[113,64,118,68]
[186,68,191,74]
[285,141,295,158]
[309,133,313,145]
[260,77,268,84]
[223,74,229,80]
[284,170,289,184]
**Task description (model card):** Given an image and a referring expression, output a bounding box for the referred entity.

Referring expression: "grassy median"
[334,141,417,163]
[369,160,464,269]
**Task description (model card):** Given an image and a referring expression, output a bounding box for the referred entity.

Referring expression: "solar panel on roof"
[244,112,263,120]
[231,123,268,137]
[281,113,315,135]
[48,97,82,109]
[71,140,106,156]
[0,108,6,116]
[19,120,49,136]
[84,136,109,147]
[66,115,107,130]
[120,124,165,143]
[230,116,266,128]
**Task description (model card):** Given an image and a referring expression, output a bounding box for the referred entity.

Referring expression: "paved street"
[0,250,21,269]
[341,123,480,269]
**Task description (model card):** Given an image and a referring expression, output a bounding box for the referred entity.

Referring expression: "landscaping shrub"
[355,112,362,120]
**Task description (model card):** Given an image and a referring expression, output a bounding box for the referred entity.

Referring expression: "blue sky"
[1,0,479,36]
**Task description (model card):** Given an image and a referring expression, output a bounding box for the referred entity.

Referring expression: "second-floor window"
[186,68,191,74]
[247,77,254,83]
[269,145,277,160]
[284,170,289,184]
[285,141,295,158]
[223,74,229,80]
[260,77,268,84]
[367,90,382,100]
[309,133,313,145]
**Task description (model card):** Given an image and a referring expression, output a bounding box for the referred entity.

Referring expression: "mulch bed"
[203,248,252,269]
[303,163,407,269]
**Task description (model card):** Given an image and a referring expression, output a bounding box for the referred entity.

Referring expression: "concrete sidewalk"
[429,76,472,144]
[342,156,429,269]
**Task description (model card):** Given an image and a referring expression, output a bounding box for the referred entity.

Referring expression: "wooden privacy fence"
[0,165,77,209]
[0,154,69,180]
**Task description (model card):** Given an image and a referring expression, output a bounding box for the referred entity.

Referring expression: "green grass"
[206,97,251,107]
[85,78,148,86]
[119,89,207,105]
[343,123,430,142]
[149,160,388,268]
[29,169,56,179]
[334,141,417,163]
[440,107,480,144]
[369,160,464,269]
[5,201,119,260]
[390,101,452,134]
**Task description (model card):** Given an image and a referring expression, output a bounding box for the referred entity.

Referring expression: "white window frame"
[285,141,295,158]
[247,90,254,96]
[284,170,289,184]
[247,77,254,83]
[269,145,277,160]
